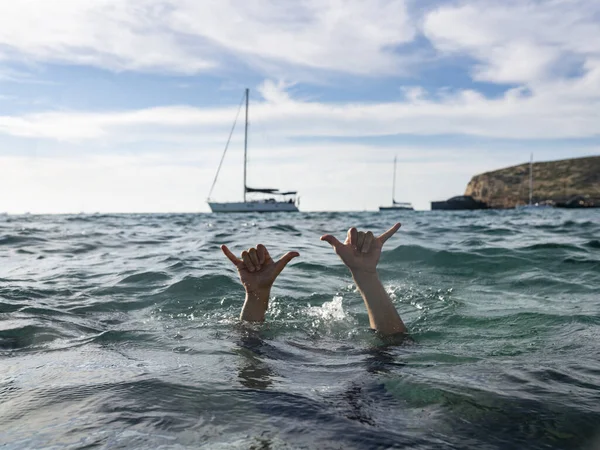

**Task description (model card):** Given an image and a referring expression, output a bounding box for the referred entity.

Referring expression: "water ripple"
[1,209,599,449]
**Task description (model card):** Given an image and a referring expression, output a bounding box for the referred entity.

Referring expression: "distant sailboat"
[207,89,299,213]
[379,156,414,211]
[517,153,552,209]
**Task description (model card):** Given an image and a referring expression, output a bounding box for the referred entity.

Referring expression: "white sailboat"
[379,156,414,211]
[207,89,299,213]
[517,153,552,209]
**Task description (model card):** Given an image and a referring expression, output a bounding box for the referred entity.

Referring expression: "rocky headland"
[464,156,600,209]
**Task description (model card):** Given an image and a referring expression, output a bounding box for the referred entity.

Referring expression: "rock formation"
[464,156,600,209]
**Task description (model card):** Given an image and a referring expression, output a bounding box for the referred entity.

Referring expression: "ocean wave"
[500,273,599,292]
[534,219,600,232]
[562,257,600,268]
[151,274,242,316]
[0,235,47,246]
[434,311,600,329]
[522,242,587,252]
[64,214,120,222]
[0,301,25,313]
[118,271,171,284]
[0,286,74,301]
[384,243,594,273]
[0,323,69,350]
[266,224,301,233]
[385,245,531,272]
[293,261,334,272]
[161,274,237,296]
[91,329,160,344]
[585,239,600,249]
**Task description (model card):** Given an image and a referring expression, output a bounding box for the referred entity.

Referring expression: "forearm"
[240,288,270,322]
[351,270,406,335]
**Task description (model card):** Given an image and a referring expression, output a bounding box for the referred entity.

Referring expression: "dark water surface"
[1,210,599,449]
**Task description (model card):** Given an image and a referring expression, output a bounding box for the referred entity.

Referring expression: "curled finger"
[248,247,260,270]
[362,231,374,253]
[356,231,366,251]
[241,251,256,272]
[257,244,271,264]
[347,227,358,247]
[256,244,265,264]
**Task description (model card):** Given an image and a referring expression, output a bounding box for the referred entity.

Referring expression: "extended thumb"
[320,234,342,249]
[274,251,300,275]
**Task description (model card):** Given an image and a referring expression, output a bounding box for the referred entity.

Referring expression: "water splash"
[306,295,347,322]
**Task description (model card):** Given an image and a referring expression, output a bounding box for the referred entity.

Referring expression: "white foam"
[306,295,347,322]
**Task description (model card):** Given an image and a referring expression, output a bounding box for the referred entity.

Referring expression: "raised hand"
[320,223,406,336]
[221,244,299,322]
[320,223,401,273]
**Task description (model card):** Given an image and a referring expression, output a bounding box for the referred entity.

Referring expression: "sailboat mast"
[529,153,533,206]
[243,88,249,202]
[392,156,397,204]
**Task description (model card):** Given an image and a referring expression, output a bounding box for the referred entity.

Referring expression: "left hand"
[221,244,299,295]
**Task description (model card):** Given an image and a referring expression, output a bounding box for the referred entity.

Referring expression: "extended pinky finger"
[221,245,242,266]
[378,223,402,244]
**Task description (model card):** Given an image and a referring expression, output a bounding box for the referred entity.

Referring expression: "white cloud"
[1,77,599,142]
[0,0,414,76]
[169,0,415,75]
[0,0,216,74]
[423,0,600,84]
[0,0,598,85]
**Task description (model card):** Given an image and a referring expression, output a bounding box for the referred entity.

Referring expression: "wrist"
[240,288,271,322]
[350,268,379,283]
[245,287,271,303]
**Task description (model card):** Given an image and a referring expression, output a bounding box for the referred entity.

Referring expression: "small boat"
[431,195,488,210]
[207,89,299,213]
[379,156,414,211]
[517,154,553,209]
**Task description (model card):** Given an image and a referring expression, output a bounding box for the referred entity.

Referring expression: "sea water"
[1,210,599,449]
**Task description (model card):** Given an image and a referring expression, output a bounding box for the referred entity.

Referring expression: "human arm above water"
[320,223,407,336]
[221,244,299,322]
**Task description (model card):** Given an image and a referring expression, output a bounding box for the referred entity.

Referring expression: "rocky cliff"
[464,156,600,209]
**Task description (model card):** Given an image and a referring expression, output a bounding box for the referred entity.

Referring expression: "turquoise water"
[1,210,599,449]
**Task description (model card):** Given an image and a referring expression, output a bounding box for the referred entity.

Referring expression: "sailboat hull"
[208,201,299,213]
[379,206,414,211]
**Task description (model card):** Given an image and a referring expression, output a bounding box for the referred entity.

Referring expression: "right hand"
[320,223,401,274]
[221,244,299,295]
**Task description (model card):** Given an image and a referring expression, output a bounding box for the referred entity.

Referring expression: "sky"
[0,0,599,213]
